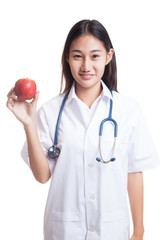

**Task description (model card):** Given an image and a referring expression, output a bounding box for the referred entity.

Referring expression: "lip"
[79,74,94,80]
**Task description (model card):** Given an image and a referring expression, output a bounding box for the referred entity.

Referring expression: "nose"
[80,57,91,72]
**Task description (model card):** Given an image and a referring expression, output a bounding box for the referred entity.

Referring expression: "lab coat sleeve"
[127,104,160,172]
[21,106,56,175]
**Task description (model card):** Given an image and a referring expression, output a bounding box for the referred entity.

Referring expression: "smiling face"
[67,34,113,94]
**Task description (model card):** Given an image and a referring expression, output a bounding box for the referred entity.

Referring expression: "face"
[67,34,113,92]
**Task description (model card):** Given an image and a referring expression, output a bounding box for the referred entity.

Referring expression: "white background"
[0,0,160,239]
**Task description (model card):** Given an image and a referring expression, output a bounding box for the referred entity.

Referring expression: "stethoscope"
[48,90,118,164]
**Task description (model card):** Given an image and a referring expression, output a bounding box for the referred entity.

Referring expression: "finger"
[6,99,14,111]
[7,97,15,108]
[7,88,18,100]
[10,94,18,101]
[34,91,40,101]
[31,91,40,105]
[7,87,14,97]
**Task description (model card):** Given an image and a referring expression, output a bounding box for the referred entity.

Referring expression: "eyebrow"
[71,49,102,53]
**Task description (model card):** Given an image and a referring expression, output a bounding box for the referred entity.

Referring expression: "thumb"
[31,91,40,105]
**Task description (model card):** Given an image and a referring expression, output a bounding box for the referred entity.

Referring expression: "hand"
[130,233,144,240]
[6,87,39,127]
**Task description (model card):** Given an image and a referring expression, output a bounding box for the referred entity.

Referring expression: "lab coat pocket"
[52,211,81,222]
[102,210,130,240]
[102,209,127,222]
[51,211,84,240]
[101,138,127,166]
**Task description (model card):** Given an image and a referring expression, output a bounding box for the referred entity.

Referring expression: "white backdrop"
[0,0,160,239]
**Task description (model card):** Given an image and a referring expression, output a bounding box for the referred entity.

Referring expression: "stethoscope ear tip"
[96,157,101,162]
[96,157,116,163]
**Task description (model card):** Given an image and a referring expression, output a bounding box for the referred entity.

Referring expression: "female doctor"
[7,19,159,240]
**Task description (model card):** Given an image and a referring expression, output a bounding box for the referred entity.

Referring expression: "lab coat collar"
[101,80,113,100]
[65,80,113,106]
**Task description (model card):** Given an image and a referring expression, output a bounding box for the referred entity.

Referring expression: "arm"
[128,172,144,240]
[24,121,51,183]
[7,88,51,183]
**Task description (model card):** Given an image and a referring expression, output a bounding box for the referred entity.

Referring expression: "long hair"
[60,19,117,93]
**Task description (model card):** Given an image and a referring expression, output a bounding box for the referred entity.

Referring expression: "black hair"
[60,19,117,93]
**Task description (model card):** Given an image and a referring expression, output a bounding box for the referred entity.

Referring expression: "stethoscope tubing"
[48,90,118,164]
[98,135,117,164]
[99,117,118,137]
[54,91,70,146]
[96,99,118,164]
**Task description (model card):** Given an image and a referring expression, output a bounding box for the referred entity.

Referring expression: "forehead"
[69,34,106,52]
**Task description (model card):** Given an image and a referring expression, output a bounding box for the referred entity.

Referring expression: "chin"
[76,79,101,90]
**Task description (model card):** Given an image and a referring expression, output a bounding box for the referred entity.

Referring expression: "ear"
[106,48,114,65]
[66,53,69,63]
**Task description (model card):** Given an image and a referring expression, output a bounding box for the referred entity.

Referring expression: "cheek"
[69,65,77,77]
[68,61,79,74]
[95,62,106,76]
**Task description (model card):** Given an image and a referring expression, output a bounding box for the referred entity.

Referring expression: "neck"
[75,81,102,108]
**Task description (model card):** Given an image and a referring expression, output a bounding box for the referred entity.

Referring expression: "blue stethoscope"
[48,90,118,164]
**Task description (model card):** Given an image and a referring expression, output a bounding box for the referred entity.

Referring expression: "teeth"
[81,75,92,76]
[79,74,94,79]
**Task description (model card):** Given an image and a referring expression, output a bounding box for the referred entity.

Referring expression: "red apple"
[14,78,37,100]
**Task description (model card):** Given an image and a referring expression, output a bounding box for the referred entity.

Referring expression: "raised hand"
[6,87,39,127]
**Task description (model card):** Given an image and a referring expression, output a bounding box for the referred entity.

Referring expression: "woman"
[7,19,159,240]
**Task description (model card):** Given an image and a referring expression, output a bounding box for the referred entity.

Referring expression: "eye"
[92,54,100,59]
[73,55,82,59]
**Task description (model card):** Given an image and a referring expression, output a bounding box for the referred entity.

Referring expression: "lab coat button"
[90,194,95,200]
[89,226,95,232]
[88,163,94,167]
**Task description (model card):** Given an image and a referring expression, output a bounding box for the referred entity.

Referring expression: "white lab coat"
[21,81,160,240]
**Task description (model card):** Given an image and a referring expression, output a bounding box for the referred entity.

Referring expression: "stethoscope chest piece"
[48,145,60,159]
[48,90,118,164]
[48,91,70,160]
[96,98,118,164]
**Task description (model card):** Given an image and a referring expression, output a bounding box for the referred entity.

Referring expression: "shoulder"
[112,91,143,118]
[37,93,66,127]
[38,93,66,115]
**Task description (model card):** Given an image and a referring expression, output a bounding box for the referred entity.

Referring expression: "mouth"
[79,74,94,80]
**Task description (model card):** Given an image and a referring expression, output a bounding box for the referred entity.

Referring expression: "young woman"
[7,19,159,240]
